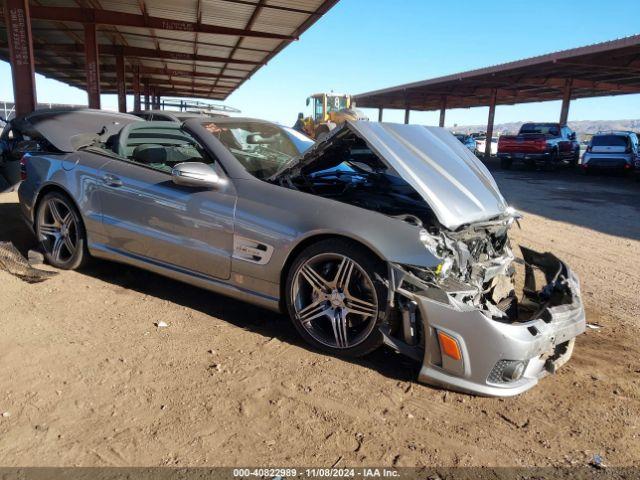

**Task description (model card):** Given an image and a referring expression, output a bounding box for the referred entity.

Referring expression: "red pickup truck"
[497,123,580,170]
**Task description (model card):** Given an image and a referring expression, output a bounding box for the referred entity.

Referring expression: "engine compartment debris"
[0,241,57,283]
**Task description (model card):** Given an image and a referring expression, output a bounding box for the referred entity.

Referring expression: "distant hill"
[450,119,640,137]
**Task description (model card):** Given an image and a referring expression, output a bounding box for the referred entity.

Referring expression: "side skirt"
[89,243,281,313]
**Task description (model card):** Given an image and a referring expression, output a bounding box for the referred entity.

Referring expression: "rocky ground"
[0,164,638,467]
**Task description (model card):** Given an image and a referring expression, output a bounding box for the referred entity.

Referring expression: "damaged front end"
[274,121,586,396]
[381,222,585,396]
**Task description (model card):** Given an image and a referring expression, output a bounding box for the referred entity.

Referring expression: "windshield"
[204,121,313,179]
[282,126,315,153]
[326,95,348,113]
[591,135,629,147]
[520,123,560,136]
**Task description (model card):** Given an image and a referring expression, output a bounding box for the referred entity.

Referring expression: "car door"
[98,123,235,280]
[631,134,639,160]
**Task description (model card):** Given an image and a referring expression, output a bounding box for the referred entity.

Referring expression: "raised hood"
[288,121,508,230]
[17,109,141,152]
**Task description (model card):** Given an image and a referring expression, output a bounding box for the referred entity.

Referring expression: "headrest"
[132,144,166,164]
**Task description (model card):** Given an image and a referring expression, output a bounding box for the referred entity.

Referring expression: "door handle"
[102,174,122,187]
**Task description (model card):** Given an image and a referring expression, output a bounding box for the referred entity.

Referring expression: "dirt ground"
[0,164,639,468]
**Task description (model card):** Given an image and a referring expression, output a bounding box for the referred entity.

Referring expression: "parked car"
[497,123,580,169]
[453,133,477,152]
[17,109,585,396]
[475,136,498,156]
[129,109,227,122]
[581,131,638,174]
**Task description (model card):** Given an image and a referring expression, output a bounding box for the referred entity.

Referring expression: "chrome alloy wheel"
[291,253,379,349]
[37,197,79,264]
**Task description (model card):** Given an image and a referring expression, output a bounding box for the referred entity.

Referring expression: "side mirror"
[306,97,310,107]
[569,132,577,141]
[171,162,224,189]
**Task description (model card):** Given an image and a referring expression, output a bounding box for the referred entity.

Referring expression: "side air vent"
[233,236,274,265]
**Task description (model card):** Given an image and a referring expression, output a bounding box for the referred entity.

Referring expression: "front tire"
[285,239,386,358]
[35,191,89,270]
[545,149,559,171]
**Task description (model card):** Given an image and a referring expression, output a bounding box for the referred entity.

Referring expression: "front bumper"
[498,152,551,164]
[581,154,633,171]
[385,247,585,397]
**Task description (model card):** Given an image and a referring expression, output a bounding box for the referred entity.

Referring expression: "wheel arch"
[32,182,82,228]
[279,233,386,312]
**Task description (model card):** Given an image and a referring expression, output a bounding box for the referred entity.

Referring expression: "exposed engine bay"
[274,130,519,322]
[276,135,440,228]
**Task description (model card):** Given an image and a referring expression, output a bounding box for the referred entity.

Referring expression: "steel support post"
[84,23,101,109]
[3,0,37,116]
[485,88,498,160]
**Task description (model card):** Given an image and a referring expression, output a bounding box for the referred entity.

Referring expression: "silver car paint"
[96,157,236,280]
[415,276,585,396]
[295,122,508,230]
[18,115,585,396]
[19,124,436,310]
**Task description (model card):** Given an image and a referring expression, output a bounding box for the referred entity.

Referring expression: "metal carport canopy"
[353,34,640,112]
[0,0,339,109]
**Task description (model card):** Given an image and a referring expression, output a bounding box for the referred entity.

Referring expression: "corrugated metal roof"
[0,0,340,100]
[355,34,640,111]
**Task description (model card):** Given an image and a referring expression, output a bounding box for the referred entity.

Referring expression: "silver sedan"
[16,109,585,396]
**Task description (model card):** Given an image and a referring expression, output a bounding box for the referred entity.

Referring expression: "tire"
[500,158,512,170]
[570,150,580,168]
[285,238,387,358]
[545,149,559,171]
[35,191,89,270]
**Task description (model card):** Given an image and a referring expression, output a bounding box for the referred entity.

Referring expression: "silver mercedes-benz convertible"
[16,109,585,396]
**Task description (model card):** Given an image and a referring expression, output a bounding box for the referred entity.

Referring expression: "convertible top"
[14,109,141,153]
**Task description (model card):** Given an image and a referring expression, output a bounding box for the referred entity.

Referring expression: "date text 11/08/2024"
[232,468,401,477]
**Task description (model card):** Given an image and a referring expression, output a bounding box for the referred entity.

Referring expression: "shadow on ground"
[0,197,34,255]
[0,196,420,384]
[84,258,420,383]
[485,158,640,241]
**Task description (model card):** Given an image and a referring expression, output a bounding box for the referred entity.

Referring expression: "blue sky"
[1,0,639,126]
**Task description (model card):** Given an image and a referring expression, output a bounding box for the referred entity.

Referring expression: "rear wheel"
[571,149,580,167]
[545,149,559,171]
[285,239,386,358]
[35,192,88,270]
[500,157,512,170]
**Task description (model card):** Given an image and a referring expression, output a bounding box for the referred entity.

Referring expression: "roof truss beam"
[34,62,243,80]
[517,76,640,94]
[28,6,296,40]
[25,43,262,65]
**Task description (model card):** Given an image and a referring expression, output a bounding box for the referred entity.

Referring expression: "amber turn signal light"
[438,331,462,361]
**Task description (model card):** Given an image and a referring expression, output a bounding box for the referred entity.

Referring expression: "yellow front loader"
[303,93,367,140]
